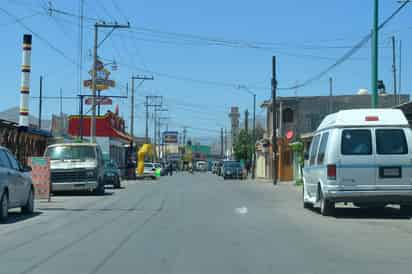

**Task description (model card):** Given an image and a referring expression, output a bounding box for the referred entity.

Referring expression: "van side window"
[376,129,408,155]
[341,129,372,155]
[309,135,321,166]
[317,132,329,165]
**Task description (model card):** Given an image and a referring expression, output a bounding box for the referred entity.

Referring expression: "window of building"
[283,108,294,123]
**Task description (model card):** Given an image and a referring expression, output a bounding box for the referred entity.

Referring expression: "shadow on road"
[308,206,412,220]
[1,212,42,224]
[51,191,114,197]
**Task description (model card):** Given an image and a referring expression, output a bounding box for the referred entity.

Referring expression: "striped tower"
[19,34,32,127]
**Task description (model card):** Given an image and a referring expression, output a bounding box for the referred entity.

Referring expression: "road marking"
[235,206,248,215]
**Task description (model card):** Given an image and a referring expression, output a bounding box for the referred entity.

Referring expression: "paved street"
[1,173,412,274]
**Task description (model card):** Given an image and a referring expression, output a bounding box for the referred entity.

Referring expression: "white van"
[303,109,412,216]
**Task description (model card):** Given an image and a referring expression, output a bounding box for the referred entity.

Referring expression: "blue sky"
[0,0,411,141]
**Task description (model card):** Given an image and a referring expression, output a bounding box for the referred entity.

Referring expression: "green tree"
[233,129,254,161]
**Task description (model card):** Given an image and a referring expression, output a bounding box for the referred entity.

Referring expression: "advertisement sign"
[28,157,51,200]
[163,131,178,144]
[85,97,113,105]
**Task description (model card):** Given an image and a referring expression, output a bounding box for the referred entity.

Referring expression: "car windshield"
[144,163,153,168]
[223,161,241,168]
[46,146,96,161]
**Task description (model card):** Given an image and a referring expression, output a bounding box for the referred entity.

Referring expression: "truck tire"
[22,188,34,214]
[0,192,9,222]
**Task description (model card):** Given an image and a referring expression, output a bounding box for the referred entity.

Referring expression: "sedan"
[0,146,34,222]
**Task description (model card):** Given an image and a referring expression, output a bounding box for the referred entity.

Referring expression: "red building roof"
[68,111,132,142]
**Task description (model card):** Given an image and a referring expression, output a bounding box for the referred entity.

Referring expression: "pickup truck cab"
[45,143,105,194]
[303,109,412,216]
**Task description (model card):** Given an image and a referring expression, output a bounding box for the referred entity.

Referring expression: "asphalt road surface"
[1,173,412,274]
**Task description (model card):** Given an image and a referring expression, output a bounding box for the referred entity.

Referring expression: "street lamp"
[237,85,257,179]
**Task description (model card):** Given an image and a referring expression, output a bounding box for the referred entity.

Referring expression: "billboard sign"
[85,97,112,105]
[163,131,178,144]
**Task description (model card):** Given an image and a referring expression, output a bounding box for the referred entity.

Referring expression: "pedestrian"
[245,160,251,178]
[169,162,173,176]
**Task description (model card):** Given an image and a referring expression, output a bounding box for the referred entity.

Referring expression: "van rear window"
[341,130,372,155]
[376,129,408,155]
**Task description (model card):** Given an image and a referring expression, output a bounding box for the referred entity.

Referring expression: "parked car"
[0,146,34,222]
[103,160,121,188]
[44,143,105,194]
[303,109,412,216]
[222,160,244,180]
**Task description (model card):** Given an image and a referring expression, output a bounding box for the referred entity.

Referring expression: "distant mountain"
[0,106,51,130]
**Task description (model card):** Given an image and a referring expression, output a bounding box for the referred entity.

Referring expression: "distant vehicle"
[0,146,34,222]
[303,109,412,216]
[139,162,157,179]
[196,161,207,172]
[153,163,163,176]
[44,143,105,194]
[103,160,121,188]
[222,160,244,180]
[211,161,219,174]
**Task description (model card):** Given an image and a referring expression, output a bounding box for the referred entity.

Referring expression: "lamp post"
[237,85,256,179]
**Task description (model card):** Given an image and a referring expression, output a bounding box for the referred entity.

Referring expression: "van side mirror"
[303,152,309,161]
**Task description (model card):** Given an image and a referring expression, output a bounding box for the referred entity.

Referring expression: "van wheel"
[22,188,34,214]
[303,186,313,209]
[319,191,334,216]
[0,192,9,222]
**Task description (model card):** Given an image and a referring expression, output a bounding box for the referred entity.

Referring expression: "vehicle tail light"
[365,116,379,121]
[327,164,336,180]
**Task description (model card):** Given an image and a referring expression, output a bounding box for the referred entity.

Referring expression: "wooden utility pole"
[220,128,224,158]
[272,56,277,185]
[91,22,130,143]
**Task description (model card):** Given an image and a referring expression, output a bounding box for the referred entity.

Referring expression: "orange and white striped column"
[19,34,32,127]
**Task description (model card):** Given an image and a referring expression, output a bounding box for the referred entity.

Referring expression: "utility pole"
[329,77,333,113]
[183,127,187,145]
[145,96,149,142]
[90,22,130,143]
[130,75,154,147]
[272,56,278,185]
[224,128,228,159]
[392,35,398,105]
[245,109,249,132]
[399,39,402,101]
[371,0,379,108]
[130,77,135,139]
[38,76,43,129]
[252,93,256,179]
[220,128,224,158]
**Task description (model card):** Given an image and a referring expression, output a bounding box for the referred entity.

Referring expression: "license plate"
[379,167,401,178]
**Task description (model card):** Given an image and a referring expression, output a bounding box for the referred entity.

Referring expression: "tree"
[233,129,254,161]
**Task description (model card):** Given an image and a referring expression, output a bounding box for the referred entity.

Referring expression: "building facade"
[256,94,410,181]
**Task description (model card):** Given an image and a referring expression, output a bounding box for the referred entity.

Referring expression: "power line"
[279,1,410,90]
[0,7,78,66]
